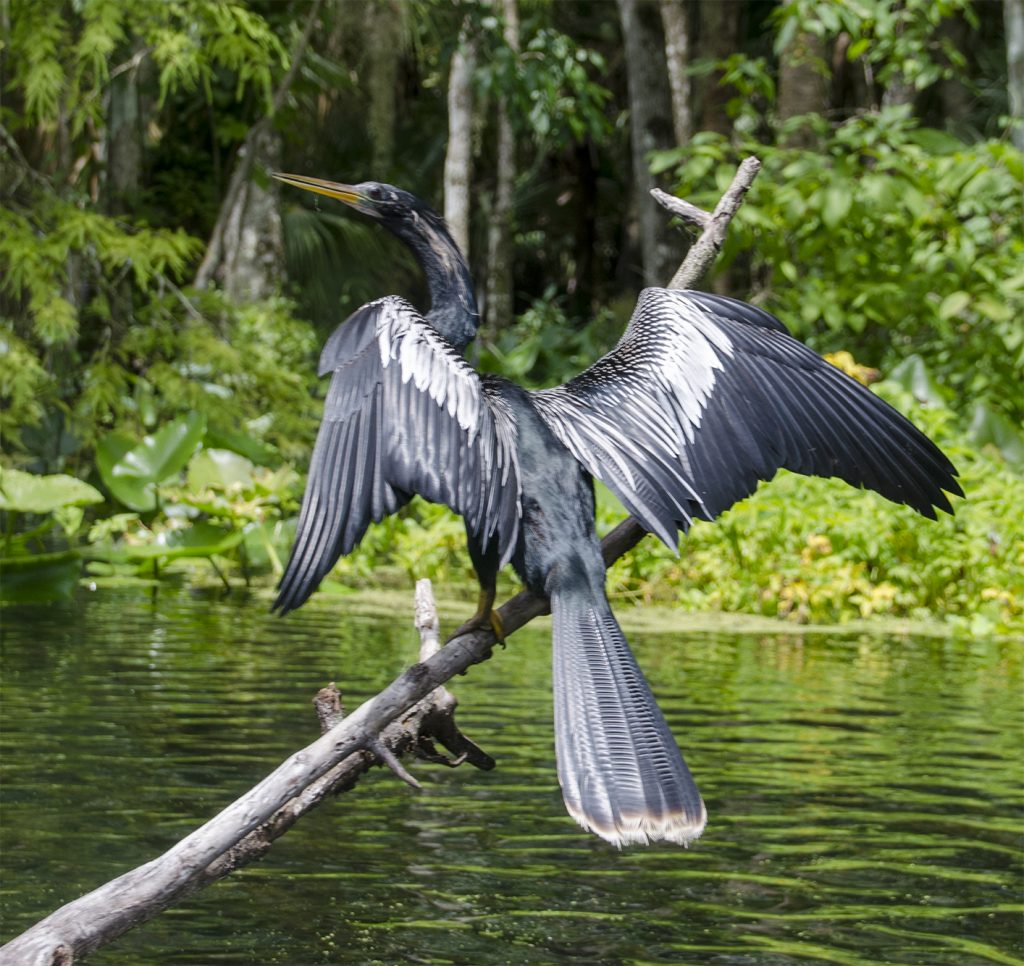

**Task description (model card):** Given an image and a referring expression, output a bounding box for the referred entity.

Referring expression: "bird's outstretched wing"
[531,287,961,546]
[274,296,520,614]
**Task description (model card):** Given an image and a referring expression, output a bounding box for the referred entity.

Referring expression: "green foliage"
[654,115,1024,423]
[773,0,976,94]
[0,195,200,350]
[477,288,621,386]
[602,403,1023,637]
[0,468,103,516]
[87,418,301,572]
[6,0,287,131]
[1,4,322,488]
[0,324,50,440]
[2,0,1018,637]
[480,24,613,148]
[96,413,206,511]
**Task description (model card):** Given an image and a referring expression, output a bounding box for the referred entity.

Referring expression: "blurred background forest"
[1,0,1022,634]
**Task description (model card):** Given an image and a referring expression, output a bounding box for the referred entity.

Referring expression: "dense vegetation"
[2,0,1021,635]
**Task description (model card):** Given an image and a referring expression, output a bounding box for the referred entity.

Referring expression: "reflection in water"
[1,590,1020,964]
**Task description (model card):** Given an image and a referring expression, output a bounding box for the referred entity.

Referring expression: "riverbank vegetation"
[2,0,1022,635]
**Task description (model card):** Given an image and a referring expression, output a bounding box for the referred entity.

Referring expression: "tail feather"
[551,590,706,847]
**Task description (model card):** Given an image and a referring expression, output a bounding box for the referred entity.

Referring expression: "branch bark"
[1,156,760,966]
[654,156,761,290]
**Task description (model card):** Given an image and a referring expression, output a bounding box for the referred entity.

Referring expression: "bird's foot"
[447,592,505,647]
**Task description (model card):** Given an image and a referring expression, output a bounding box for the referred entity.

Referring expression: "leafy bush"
[601,393,1022,637]
[652,113,1024,426]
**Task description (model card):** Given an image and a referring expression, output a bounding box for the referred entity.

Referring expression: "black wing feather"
[274,297,520,614]
[532,287,960,543]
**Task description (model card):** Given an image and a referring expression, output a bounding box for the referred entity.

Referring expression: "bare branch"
[651,187,710,229]
[660,155,761,290]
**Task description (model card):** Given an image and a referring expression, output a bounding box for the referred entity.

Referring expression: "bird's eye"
[367,186,382,200]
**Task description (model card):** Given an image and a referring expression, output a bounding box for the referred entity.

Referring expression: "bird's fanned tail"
[550,588,706,848]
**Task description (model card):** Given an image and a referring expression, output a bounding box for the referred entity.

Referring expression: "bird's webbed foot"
[447,586,506,647]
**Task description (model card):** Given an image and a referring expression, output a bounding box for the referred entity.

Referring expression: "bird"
[271,173,962,848]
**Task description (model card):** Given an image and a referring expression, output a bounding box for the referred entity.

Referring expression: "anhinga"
[271,174,962,848]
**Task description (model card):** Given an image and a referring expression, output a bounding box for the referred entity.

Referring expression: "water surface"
[1,589,1021,964]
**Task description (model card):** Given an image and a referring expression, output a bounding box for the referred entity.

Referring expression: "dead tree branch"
[1,156,760,966]
[654,155,761,290]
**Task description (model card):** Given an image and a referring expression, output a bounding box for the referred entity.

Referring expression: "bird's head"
[272,173,438,233]
[273,171,477,348]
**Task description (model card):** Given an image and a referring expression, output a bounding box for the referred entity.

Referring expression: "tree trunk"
[616,0,676,287]
[570,140,598,321]
[104,47,145,214]
[484,0,519,333]
[935,13,972,134]
[193,0,322,291]
[880,73,915,110]
[696,0,739,137]
[444,19,477,258]
[363,0,404,175]
[776,29,828,148]
[660,0,692,145]
[218,127,284,301]
[1007,0,1024,150]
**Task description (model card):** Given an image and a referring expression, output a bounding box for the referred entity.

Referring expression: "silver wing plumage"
[531,287,961,547]
[274,296,520,614]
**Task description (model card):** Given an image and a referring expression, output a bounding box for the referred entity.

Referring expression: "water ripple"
[1,590,1020,964]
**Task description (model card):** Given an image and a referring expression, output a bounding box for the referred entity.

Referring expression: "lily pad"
[99,523,244,562]
[97,413,206,511]
[0,468,103,514]
[188,449,255,492]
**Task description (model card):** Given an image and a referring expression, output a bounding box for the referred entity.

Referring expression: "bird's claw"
[447,606,505,647]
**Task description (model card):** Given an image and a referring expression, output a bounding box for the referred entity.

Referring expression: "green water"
[1,589,1021,964]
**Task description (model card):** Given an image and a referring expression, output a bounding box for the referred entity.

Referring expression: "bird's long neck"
[397,213,478,353]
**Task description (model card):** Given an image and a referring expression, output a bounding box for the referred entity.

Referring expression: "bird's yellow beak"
[272,173,369,212]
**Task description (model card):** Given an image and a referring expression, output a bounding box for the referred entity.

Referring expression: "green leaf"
[0,468,103,514]
[53,505,84,537]
[975,296,1013,323]
[938,291,970,320]
[114,523,243,560]
[968,403,1024,471]
[122,413,207,483]
[203,426,275,465]
[98,414,206,511]
[187,449,255,491]
[820,184,852,229]
[847,38,870,60]
[96,431,142,506]
[886,355,948,408]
